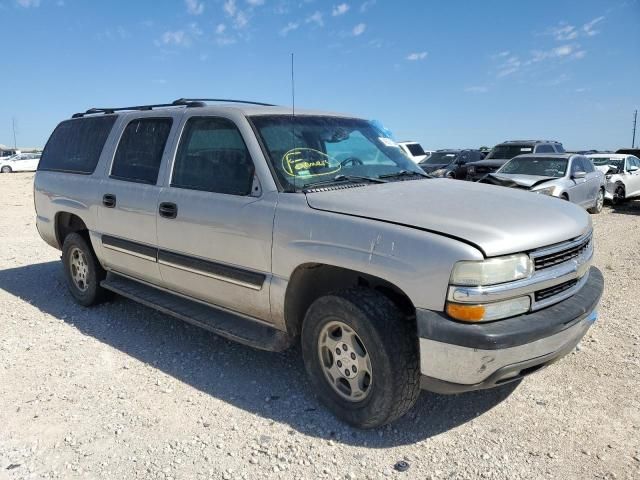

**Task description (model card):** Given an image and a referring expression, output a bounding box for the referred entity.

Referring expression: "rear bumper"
[417,267,604,393]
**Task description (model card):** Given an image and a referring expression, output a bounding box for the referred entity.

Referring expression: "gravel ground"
[1,172,639,480]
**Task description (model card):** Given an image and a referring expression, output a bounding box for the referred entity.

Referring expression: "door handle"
[159,202,178,219]
[103,194,116,208]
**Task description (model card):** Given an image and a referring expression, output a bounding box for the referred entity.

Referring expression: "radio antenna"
[291,52,295,117]
[290,52,297,192]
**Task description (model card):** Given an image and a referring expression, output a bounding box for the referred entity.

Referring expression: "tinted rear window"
[485,144,534,160]
[39,116,117,174]
[405,143,425,156]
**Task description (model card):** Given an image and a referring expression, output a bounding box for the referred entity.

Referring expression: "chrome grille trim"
[530,231,593,271]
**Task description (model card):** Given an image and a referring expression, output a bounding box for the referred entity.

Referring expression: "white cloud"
[157,30,190,47]
[332,3,350,16]
[465,86,488,93]
[185,0,204,15]
[360,0,376,12]
[216,23,227,35]
[280,21,300,36]
[246,0,265,5]
[224,0,237,16]
[16,0,40,7]
[306,11,324,27]
[352,23,366,36]
[583,16,605,36]
[406,51,428,61]
[496,55,521,77]
[549,23,578,41]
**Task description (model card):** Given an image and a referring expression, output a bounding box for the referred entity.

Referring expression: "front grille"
[534,236,592,271]
[535,279,578,302]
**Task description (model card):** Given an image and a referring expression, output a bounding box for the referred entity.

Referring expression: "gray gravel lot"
[1,172,639,480]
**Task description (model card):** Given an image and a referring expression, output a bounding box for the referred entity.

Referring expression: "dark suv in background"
[418,149,483,179]
[466,140,565,181]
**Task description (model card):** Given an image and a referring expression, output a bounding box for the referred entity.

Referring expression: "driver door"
[155,114,276,321]
[568,157,588,205]
[626,156,640,197]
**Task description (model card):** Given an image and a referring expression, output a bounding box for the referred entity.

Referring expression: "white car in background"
[0,152,42,173]
[588,153,640,204]
[397,141,429,163]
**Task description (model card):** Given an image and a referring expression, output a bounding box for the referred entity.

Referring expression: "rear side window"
[39,116,117,174]
[110,118,173,184]
[171,117,254,196]
[554,144,565,153]
[405,143,426,156]
[582,157,594,173]
[535,144,554,153]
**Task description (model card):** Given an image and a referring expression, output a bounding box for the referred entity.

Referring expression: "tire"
[612,185,625,205]
[561,194,569,201]
[62,232,111,306]
[1,166,11,173]
[301,288,420,428]
[588,188,604,214]
[446,172,455,179]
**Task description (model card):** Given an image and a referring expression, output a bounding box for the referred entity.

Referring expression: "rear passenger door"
[581,156,600,204]
[97,115,176,285]
[155,115,276,321]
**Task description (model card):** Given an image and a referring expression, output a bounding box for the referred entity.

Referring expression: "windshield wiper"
[302,174,387,191]
[378,170,431,180]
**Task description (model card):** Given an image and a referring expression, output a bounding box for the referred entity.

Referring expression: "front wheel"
[612,185,625,205]
[301,289,420,428]
[588,189,604,214]
[1,166,11,173]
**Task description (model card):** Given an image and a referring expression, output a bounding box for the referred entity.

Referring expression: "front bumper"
[417,266,604,394]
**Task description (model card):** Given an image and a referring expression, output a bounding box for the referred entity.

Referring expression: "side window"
[110,118,173,184]
[554,144,565,153]
[582,157,594,173]
[535,144,554,153]
[570,158,582,175]
[171,117,254,196]
[39,116,117,174]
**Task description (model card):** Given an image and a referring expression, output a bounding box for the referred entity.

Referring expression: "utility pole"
[633,109,637,148]
[12,117,17,149]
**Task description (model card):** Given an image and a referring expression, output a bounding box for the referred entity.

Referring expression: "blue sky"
[0,0,638,150]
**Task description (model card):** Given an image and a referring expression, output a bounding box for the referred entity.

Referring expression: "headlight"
[446,296,531,322]
[432,169,446,177]
[534,186,556,196]
[450,254,533,286]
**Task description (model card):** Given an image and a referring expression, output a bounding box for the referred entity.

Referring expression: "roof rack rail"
[71,100,205,118]
[172,98,276,107]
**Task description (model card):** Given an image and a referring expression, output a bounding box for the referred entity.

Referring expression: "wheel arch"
[55,212,90,248]
[283,263,416,338]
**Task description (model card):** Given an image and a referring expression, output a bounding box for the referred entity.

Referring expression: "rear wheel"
[1,166,11,173]
[588,188,604,214]
[446,172,455,179]
[62,233,111,306]
[301,288,420,428]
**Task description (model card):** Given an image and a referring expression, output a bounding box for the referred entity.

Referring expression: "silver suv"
[34,99,603,428]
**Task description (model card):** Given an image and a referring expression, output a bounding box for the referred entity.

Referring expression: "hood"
[469,159,509,168]
[305,179,591,257]
[419,163,449,173]
[482,173,556,189]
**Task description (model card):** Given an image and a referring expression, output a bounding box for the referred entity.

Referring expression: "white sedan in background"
[0,153,41,173]
[588,153,640,204]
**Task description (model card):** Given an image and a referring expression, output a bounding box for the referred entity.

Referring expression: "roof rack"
[72,97,275,118]
[172,98,276,107]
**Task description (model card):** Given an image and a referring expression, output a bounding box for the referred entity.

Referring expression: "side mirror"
[628,165,639,173]
[572,170,586,179]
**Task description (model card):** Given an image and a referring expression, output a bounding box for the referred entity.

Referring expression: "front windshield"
[250,115,424,190]
[591,157,624,171]
[420,152,457,165]
[486,145,534,160]
[499,157,568,177]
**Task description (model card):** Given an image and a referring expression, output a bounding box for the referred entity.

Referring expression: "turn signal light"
[446,303,486,322]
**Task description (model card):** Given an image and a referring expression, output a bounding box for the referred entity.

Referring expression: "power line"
[633,109,637,149]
